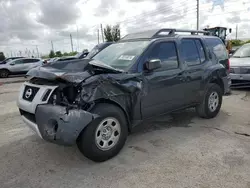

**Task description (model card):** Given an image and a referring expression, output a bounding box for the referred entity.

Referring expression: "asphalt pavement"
[0,75,29,85]
[0,82,250,188]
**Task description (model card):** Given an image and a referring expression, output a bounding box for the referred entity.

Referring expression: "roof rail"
[120,28,209,41]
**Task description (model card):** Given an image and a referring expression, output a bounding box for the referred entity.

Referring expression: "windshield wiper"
[89,60,124,73]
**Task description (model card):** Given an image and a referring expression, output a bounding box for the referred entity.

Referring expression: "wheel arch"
[0,68,10,78]
[93,99,132,132]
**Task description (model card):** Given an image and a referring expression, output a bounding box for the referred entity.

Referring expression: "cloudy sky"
[0,0,250,57]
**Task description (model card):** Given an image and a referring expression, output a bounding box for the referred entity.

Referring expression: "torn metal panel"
[35,104,98,145]
[78,73,148,121]
[29,59,148,126]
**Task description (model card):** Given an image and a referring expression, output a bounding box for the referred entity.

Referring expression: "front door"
[7,59,26,73]
[141,40,187,119]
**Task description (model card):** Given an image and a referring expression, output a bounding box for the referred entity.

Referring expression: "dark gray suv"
[17,28,230,162]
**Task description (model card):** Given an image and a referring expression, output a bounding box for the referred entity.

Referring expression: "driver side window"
[148,42,179,71]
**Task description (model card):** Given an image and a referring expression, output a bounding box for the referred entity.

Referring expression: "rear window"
[205,38,228,60]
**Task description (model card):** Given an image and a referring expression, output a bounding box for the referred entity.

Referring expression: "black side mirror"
[144,59,162,71]
[229,28,232,33]
[9,62,15,66]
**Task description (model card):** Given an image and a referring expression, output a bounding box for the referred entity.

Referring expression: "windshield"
[92,41,150,70]
[233,44,250,58]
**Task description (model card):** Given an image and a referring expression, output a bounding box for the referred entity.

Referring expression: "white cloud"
[0,0,250,57]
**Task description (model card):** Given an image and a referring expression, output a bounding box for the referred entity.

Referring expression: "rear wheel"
[196,83,223,119]
[0,69,9,78]
[77,103,128,162]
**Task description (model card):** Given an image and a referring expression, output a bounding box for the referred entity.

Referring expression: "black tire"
[77,103,128,162]
[0,69,9,78]
[196,83,223,119]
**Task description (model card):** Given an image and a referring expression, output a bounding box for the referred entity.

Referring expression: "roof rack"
[120,28,209,41]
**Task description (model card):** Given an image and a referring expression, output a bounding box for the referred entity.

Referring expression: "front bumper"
[17,82,98,146]
[230,73,250,88]
[35,104,97,145]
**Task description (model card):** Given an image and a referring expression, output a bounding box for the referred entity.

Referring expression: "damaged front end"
[20,60,146,146]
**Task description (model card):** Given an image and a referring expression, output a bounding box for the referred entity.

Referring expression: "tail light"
[227,59,230,71]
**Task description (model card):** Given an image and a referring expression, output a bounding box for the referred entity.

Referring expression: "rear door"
[23,59,41,71]
[179,38,207,104]
[141,40,187,118]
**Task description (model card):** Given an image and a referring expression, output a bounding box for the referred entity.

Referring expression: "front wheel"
[196,83,223,119]
[77,103,128,162]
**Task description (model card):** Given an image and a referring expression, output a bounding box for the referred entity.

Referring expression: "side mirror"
[144,59,162,71]
[9,62,15,66]
[229,28,232,33]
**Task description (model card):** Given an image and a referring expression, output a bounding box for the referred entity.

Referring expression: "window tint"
[205,38,228,60]
[23,59,40,63]
[149,42,178,70]
[195,40,206,62]
[14,59,24,64]
[181,39,200,66]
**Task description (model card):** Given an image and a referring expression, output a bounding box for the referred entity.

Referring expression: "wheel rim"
[0,71,7,77]
[208,91,219,112]
[95,117,121,151]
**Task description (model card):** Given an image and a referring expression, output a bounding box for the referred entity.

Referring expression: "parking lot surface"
[0,82,250,188]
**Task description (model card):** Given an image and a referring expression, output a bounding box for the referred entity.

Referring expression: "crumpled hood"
[27,59,94,83]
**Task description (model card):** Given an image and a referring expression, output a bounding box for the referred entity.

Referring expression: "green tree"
[63,52,69,56]
[231,40,243,46]
[49,50,55,58]
[112,24,121,42]
[0,52,5,61]
[55,51,62,57]
[104,25,113,42]
[67,51,77,56]
[104,24,121,42]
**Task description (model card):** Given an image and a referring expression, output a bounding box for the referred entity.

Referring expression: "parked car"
[54,56,77,62]
[0,58,44,78]
[229,43,250,88]
[75,50,89,59]
[85,42,113,59]
[17,28,230,162]
[0,57,24,65]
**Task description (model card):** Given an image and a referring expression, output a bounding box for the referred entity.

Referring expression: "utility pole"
[97,29,100,44]
[100,24,104,42]
[70,34,74,52]
[36,45,39,57]
[51,41,54,52]
[10,51,13,57]
[197,0,199,30]
[236,24,238,40]
[76,25,79,52]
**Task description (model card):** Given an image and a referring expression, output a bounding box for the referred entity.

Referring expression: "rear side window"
[149,42,179,70]
[23,59,40,63]
[195,40,206,63]
[205,38,228,60]
[181,39,201,66]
